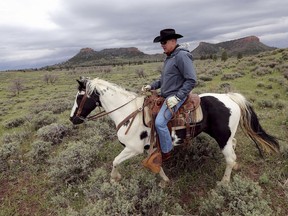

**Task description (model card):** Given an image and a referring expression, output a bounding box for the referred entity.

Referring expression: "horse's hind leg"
[221,137,237,183]
[111,147,140,182]
[231,138,240,170]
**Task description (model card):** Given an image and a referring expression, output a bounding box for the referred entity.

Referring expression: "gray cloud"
[1,0,287,70]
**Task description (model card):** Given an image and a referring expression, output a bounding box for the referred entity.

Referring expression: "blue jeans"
[155,96,186,153]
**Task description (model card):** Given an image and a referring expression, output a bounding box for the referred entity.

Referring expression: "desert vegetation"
[0,49,287,215]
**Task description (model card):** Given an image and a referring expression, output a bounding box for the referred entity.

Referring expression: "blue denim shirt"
[150,46,197,100]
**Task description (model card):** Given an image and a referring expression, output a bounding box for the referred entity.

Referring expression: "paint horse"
[70,77,279,184]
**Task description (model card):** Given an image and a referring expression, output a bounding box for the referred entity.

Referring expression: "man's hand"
[141,85,151,92]
[167,96,181,108]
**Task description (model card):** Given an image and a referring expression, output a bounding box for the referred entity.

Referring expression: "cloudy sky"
[1,0,287,71]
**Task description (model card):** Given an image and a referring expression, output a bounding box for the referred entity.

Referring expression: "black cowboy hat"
[153,28,183,43]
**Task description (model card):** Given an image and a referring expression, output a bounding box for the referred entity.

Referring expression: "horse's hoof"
[158,179,170,188]
[233,163,241,171]
[110,177,121,184]
[219,178,230,185]
[110,174,122,183]
[218,181,229,186]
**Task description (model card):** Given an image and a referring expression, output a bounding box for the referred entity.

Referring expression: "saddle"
[143,91,202,134]
[141,91,203,173]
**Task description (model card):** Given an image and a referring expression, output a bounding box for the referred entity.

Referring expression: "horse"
[69,77,279,185]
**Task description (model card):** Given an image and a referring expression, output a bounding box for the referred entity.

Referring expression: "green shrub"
[30,111,57,130]
[2,116,26,129]
[48,139,101,184]
[268,77,278,83]
[280,145,288,182]
[37,123,68,145]
[0,142,20,171]
[281,52,288,61]
[275,101,285,110]
[257,100,274,108]
[0,106,9,117]
[283,71,288,80]
[273,93,280,99]
[257,82,265,88]
[255,90,264,95]
[221,73,242,81]
[52,168,186,215]
[283,116,288,129]
[53,115,115,145]
[250,57,261,66]
[253,67,272,76]
[27,140,52,165]
[91,117,117,141]
[199,175,273,216]
[75,169,185,215]
[259,173,270,184]
[31,99,72,114]
[199,75,213,82]
[208,68,222,76]
[0,131,29,171]
[164,134,222,175]
[1,130,31,145]
[196,80,206,88]
[219,83,231,92]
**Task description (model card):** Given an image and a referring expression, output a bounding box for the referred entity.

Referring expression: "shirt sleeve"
[175,51,197,100]
[150,79,161,90]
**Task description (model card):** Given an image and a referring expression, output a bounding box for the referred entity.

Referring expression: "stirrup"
[142,150,162,173]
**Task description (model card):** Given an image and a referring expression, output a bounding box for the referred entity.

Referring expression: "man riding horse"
[142,28,197,162]
[70,29,279,184]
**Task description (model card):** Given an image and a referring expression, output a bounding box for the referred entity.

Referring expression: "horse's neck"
[98,85,144,125]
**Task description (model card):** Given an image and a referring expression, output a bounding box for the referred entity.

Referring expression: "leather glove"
[141,85,151,92]
[167,96,181,108]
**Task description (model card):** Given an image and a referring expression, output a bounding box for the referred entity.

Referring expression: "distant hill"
[58,47,164,68]
[191,36,276,59]
[49,36,276,69]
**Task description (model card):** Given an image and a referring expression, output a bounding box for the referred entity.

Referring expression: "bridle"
[76,93,88,117]
[75,91,102,121]
[75,91,146,134]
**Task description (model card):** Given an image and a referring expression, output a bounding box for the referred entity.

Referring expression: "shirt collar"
[166,44,180,57]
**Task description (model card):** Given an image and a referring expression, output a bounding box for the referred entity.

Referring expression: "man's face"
[160,39,177,54]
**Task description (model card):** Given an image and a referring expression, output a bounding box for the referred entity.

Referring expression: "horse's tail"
[227,92,280,156]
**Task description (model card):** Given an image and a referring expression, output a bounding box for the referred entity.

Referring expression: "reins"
[86,95,146,134]
[87,96,138,120]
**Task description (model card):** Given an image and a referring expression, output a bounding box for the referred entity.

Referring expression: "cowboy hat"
[153,28,183,43]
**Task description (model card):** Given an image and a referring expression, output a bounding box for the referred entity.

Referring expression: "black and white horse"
[70,78,279,184]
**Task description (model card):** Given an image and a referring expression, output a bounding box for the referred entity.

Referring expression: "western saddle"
[142,91,202,173]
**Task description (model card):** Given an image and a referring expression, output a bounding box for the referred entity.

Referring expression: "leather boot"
[162,151,172,162]
[142,150,162,173]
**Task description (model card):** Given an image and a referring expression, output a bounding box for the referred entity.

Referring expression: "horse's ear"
[76,79,85,90]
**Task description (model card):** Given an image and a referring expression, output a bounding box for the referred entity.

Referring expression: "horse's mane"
[86,78,137,98]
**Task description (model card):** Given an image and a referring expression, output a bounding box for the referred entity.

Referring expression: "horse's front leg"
[158,167,170,188]
[111,147,140,182]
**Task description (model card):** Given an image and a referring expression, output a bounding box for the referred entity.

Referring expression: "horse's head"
[69,77,101,125]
